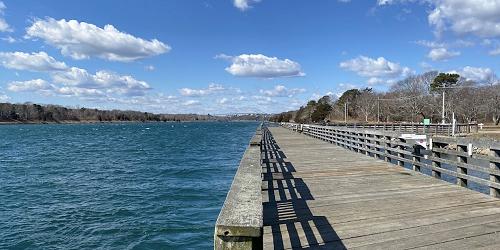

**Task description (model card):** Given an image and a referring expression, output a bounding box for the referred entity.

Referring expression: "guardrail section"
[282,123,500,198]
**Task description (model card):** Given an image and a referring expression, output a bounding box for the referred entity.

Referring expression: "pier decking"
[262,127,500,249]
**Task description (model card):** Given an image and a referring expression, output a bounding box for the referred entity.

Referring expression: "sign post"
[423,118,430,134]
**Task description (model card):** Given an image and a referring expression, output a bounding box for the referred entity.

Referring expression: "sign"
[423,118,431,125]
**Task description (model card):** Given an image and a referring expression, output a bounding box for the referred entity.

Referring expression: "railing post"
[431,141,442,179]
[365,133,371,156]
[375,135,382,160]
[413,148,421,172]
[385,135,392,163]
[457,144,468,187]
[490,148,500,198]
[398,138,405,167]
[358,132,363,153]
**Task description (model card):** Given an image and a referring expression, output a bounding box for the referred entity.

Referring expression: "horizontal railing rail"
[214,124,264,250]
[281,123,500,198]
[283,122,479,136]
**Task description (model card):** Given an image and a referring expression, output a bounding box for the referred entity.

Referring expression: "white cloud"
[420,61,433,70]
[0,1,12,32]
[217,97,228,104]
[427,47,460,61]
[259,84,306,97]
[183,100,200,106]
[339,56,412,78]
[52,67,151,96]
[0,94,9,102]
[457,66,497,83]
[252,95,275,105]
[0,87,10,102]
[0,51,68,72]
[414,40,445,48]
[178,83,225,97]
[144,65,155,71]
[367,77,384,85]
[1,50,152,98]
[26,18,170,62]
[7,79,107,97]
[428,0,500,38]
[8,79,53,92]
[1,36,16,43]
[217,54,305,78]
[489,47,500,55]
[233,0,260,11]
[55,86,105,97]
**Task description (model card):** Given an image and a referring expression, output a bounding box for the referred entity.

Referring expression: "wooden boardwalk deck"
[262,127,500,250]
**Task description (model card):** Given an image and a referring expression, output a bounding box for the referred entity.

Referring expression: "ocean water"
[0,122,258,249]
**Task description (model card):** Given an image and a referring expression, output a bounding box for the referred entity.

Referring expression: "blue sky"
[0,0,498,114]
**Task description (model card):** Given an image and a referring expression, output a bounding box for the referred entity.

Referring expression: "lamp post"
[442,82,446,124]
[344,102,348,123]
[377,97,380,123]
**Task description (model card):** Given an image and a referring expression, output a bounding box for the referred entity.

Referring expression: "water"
[0,122,258,249]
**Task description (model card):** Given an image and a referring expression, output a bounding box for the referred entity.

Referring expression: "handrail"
[281,123,500,198]
[282,122,479,136]
[214,125,263,249]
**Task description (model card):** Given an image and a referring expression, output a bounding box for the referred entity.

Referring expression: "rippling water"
[0,122,258,249]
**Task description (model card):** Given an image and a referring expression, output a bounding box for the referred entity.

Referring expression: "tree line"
[0,102,264,123]
[271,71,500,125]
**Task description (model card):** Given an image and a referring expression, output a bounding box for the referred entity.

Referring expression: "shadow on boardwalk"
[262,129,346,249]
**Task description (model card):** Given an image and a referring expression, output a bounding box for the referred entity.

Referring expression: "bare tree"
[356,89,377,122]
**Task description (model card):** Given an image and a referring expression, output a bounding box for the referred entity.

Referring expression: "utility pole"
[442,82,446,124]
[377,97,380,123]
[344,102,348,123]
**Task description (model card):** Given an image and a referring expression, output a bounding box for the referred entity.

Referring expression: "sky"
[0,0,499,114]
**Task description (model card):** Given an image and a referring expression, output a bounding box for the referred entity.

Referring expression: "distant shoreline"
[0,120,261,125]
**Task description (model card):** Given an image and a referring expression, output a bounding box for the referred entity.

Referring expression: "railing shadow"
[261,129,346,249]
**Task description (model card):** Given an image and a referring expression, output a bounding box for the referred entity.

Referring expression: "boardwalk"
[262,127,500,249]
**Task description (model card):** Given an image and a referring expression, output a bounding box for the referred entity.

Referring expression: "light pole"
[344,102,348,123]
[441,82,446,124]
[377,97,380,123]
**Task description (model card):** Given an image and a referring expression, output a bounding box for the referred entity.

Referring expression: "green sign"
[423,118,430,125]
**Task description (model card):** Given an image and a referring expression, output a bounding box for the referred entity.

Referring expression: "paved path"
[262,127,500,249]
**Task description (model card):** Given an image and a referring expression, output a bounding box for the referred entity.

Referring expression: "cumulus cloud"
[0,1,12,32]
[456,66,498,84]
[183,100,200,106]
[0,93,10,102]
[178,83,225,97]
[8,79,53,92]
[428,0,500,38]
[233,0,260,11]
[414,40,446,48]
[0,51,152,98]
[52,67,151,96]
[339,56,412,78]
[367,77,384,85]
[259,84,306,97]
[427,47,460,61]
[490,47,500,56]
[0,51,68,72]
[7,78,107,97]
[217,97,229,104]
[26,18,170,62]
[217,54,305,78]
[1,36,16,43]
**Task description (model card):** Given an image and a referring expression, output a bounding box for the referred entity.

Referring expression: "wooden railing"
[214,125,264,250]
[289,122,479,136]
[282,123,500,198]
